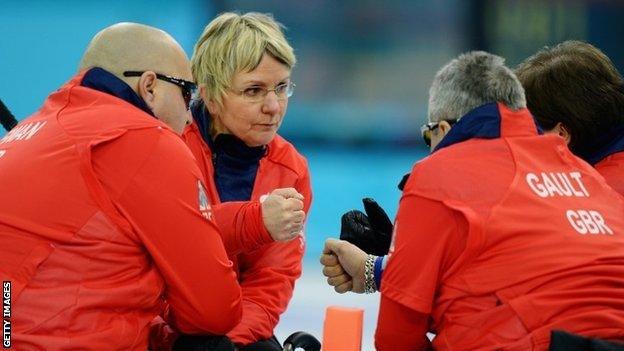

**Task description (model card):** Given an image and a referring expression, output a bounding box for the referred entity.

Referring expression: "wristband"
[373,255,384,290]
[364,254,377,294]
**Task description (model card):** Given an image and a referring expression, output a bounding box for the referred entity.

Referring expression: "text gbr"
[526,172,613,235]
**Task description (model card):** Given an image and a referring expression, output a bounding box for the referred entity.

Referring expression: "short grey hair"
[428,51,526,122]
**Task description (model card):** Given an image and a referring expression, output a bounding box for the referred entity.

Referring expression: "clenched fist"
[261,188,306,242]
[320,239,368,294]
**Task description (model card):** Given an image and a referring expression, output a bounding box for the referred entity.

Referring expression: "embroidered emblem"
[198,180,212,221]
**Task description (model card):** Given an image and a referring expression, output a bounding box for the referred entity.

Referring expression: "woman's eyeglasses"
[231,82,295,103]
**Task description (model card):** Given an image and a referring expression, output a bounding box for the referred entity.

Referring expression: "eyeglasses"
[231,82,295,103]
[421,119,457,147]
[123,71,197,110]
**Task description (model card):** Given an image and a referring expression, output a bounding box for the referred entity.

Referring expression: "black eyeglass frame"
[123,71,197,110]
[421,119,458,147]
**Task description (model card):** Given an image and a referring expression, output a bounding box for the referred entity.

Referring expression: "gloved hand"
[339,198,393,256]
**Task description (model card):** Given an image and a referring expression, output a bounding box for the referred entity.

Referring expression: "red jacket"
[0,73,242,350]
[182,122,311,345]
[377,103,624,350]
[595,151,624,196]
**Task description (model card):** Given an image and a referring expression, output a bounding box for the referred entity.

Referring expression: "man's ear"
[553,122,571,144]
[136,71,158,110]
[438,120,453,137]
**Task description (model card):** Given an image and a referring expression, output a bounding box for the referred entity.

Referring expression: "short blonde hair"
[192,12,296,106]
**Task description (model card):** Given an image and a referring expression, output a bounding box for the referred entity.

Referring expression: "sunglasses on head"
[123,71,197,110]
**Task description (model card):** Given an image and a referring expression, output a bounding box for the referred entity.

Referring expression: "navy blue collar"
[81,67,154,117]
[213,133,266,162]
[190,99,212,145]
[190,100,265,202]
[433,102,542,153]
[580,124,624,165]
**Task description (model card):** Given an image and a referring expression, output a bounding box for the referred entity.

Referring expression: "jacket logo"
[198,180,212,221]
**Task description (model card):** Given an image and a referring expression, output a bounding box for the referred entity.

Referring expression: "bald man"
[0,23,242,350]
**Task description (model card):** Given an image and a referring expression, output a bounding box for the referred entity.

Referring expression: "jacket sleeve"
[376,194,466,349]
[226,166,312,345]
[375,295,431,350]
[182,123,274,256]
[92,128,242,335]
[212,201,274,256]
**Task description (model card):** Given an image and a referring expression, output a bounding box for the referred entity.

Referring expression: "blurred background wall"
[2,1,623,348]
[2,0,624,144]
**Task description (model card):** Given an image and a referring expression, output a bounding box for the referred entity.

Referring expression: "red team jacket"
[595,151,624,196]
[0,73,242,350]
[377,103,624,350]
[183,122,311,344]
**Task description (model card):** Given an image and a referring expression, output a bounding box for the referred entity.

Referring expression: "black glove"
[173,335,235,351]
[340,198,393,256]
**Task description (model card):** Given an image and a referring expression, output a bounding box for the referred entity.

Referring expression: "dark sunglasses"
[420,119,457,147]
[123,71,197,110]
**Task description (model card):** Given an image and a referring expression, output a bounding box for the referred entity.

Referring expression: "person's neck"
[209,119,228,142]
[80,67,154,117]
[212,133,265,161]
[578,123,624,165]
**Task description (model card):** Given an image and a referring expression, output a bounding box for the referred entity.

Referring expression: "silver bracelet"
[364,254,377,294]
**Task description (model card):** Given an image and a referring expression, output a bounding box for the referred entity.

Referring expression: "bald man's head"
[79,22,190,82]
[79,23,193,134]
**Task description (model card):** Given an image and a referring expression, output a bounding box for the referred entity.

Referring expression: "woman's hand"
[261,188,306,242]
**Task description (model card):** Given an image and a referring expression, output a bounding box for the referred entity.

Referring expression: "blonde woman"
[155,12,312,351]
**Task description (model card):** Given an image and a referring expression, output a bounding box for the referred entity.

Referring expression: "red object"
[181,121,312,345]
[0,74,242,350]
[322,306,363,351]
[377,103,624,350]
[375,295,431,350]
[595,151,624,196]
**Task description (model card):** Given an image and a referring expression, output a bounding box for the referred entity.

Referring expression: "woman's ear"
[136,71,158,110]
[206,100,218,115]
[553,122,571,144]
[198,85,208,103]
[199,85,218,115]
